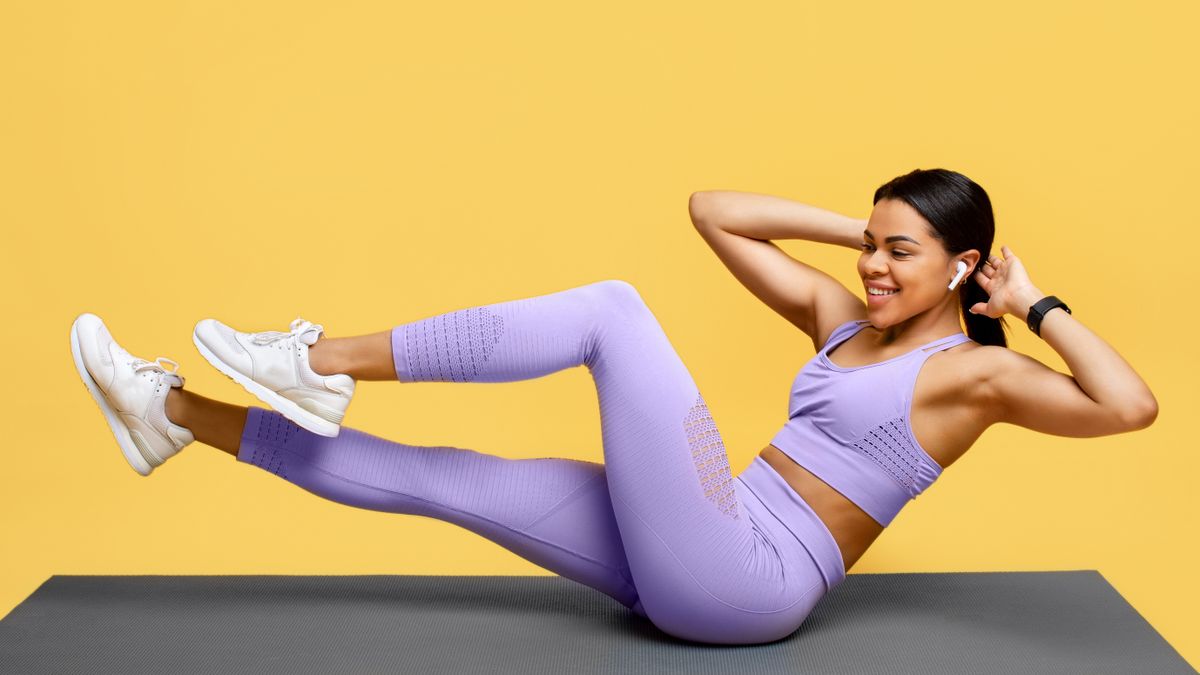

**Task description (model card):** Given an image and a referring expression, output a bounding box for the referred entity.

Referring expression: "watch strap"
[1026,295,1072,337]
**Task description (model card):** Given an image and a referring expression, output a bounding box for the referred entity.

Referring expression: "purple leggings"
[236,280,846,644]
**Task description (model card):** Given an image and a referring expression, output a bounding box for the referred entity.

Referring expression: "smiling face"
[858,198,973,326]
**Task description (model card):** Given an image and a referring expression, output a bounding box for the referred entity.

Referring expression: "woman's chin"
[862,306,889,328]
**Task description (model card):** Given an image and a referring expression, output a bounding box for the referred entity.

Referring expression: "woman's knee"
[583,279,657,331]
[586,279,646,313]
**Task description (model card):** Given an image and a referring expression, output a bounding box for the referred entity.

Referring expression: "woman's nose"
[866,253,888,274]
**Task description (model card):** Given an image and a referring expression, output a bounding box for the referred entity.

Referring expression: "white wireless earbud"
[947,260,969,290]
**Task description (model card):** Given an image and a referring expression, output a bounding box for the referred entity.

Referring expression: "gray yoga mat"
[0,571,1192,674]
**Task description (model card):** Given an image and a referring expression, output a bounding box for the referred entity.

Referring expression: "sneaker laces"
[133,356,186,387]
[251,317,324,347]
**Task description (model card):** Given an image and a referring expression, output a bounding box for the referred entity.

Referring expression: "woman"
[69,168,1157,646]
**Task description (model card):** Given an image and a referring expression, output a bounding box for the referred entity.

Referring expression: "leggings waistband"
[737,456,847,591]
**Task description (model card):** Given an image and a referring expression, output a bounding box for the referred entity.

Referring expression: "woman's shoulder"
[942,340,1008,380]
[957,341,1019,374]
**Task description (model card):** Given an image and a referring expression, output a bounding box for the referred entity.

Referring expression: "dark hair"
[872,168,1008,347]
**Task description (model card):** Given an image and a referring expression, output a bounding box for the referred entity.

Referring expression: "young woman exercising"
[69,168,1158,645]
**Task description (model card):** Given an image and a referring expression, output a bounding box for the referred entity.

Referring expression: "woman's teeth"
[868,288,899,296]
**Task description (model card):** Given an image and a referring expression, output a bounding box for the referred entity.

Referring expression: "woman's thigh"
[588,281,835,644]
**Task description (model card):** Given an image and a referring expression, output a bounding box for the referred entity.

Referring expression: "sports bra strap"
[922,332,973,352]
[821,319,868,354]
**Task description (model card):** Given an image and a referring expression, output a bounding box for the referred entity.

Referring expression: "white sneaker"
[70,313,195,476]
[192,317,354,437]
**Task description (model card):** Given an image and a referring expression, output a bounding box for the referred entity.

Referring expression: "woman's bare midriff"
[757,444,884,573]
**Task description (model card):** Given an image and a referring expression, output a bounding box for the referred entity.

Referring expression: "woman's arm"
[975,247,1159,435]
[689,190,866,249]
[688,191,869,344]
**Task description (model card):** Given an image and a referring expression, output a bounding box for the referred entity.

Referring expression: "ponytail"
[961,272,1009,347]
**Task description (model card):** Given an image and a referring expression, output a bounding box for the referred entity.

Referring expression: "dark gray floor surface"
[0,570,1193,674]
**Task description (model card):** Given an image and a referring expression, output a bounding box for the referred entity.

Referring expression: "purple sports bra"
[768,319,973,527]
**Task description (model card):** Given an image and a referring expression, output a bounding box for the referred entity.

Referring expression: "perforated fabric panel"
[848,417,941,499]
[242,410,298,479]
[682,393,739,520]
[402,307,506,382]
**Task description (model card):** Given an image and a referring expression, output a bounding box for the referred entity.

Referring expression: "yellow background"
[2,0,1195,666]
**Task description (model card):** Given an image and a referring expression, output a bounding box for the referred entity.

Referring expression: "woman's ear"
[960,250,984,276]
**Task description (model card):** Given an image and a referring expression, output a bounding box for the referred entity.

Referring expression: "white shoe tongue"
[298,326,323,346]
[132,357,186,388]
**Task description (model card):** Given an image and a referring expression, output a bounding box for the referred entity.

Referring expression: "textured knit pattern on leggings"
[236,280,846,644]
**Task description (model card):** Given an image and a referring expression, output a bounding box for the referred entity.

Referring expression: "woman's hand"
[969,245,1046,321]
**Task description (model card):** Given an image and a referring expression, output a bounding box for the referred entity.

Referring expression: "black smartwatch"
[1026,295,1071,337]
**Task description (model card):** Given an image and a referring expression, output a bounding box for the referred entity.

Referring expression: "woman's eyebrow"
[864,230,921,246]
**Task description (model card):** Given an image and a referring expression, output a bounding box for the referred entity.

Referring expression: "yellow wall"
[2,0,1194,666]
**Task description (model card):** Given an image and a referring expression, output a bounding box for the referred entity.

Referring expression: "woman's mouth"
[867,287,900,304]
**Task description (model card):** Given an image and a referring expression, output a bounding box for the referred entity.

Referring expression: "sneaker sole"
[69,316,154,476]
[191,329,341,438]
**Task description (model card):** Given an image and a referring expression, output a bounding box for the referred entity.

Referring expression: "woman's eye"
[862,243,909,258]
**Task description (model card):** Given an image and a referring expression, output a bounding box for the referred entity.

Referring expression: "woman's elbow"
[1124,397,1159,430]
[689,191,715,228]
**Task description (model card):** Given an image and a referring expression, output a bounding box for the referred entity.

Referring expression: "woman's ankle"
[164,387,190,428]
[164,388,246,458]
[309,332,396,381]
[307,336,345,377]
